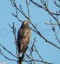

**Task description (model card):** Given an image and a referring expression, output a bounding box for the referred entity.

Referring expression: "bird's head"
[22,20,30,27]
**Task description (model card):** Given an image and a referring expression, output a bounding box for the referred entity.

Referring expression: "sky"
[0,0,60,64]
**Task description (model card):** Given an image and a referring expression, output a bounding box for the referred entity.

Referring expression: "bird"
[17,20,31,63]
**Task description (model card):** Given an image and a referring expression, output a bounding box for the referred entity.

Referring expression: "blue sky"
[0,0,60,64]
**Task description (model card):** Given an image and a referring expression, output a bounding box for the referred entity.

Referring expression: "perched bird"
[17,20,31,58]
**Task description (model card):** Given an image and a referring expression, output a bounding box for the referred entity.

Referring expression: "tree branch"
[0,44,17,58]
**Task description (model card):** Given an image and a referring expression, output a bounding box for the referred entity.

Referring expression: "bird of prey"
[17,20,31,58]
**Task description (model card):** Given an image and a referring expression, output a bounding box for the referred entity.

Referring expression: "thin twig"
[0,49,17,62]
[25,54,53,64]
[0,44,17,58]
[26,0,30,19]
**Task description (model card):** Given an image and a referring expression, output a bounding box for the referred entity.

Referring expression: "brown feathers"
[17,20,31,54]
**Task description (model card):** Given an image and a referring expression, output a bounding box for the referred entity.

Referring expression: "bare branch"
[54,0,60,8]
[0,44,17,58]
[0,49,17,62]
[25,54,53,64]
[12,13,23,22]
[26,0,30,19]
[30,0,59,23]
[9,22,18,55]
[24,60,54,64]
[45,23,60,25]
